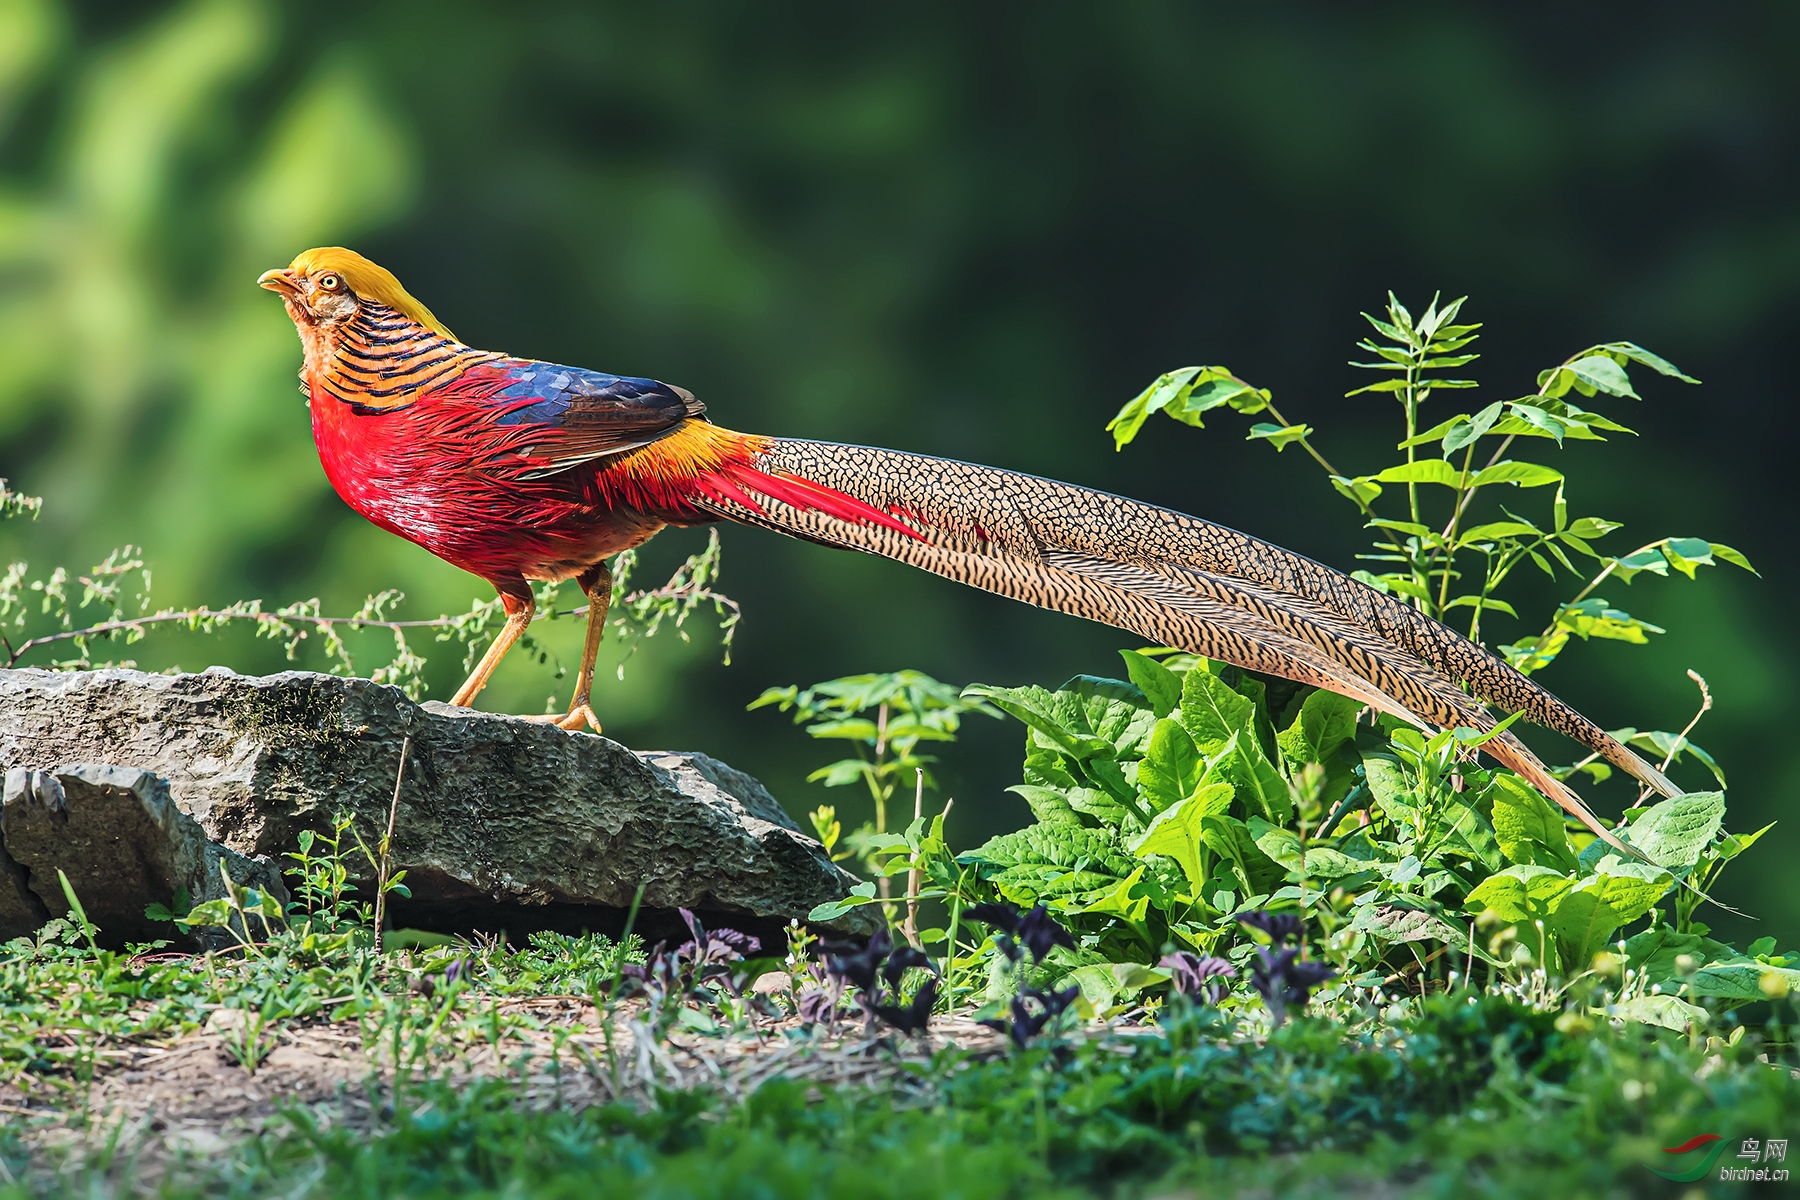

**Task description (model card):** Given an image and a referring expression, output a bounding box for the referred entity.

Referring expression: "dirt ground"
[0,996,1014,1172]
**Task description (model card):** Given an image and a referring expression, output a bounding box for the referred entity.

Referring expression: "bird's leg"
[553,562,612,733]
[448,588,534,708]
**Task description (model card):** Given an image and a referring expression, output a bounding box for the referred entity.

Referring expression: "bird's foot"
[557,703,602,734]
[520,705,602,734]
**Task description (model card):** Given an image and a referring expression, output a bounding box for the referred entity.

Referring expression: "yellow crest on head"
[286,247,459,341]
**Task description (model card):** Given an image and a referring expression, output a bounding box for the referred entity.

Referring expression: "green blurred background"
[0,1,1793,936]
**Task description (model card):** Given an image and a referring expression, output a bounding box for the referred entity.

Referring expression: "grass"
[0,816,1793,1197]
[0,903,1796,1198]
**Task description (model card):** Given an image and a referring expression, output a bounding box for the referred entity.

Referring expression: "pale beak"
[257,268,300,298]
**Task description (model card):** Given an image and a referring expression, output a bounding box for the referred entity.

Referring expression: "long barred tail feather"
[686,434,1680,854]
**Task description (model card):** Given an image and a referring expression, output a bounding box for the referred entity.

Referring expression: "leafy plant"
[813,927,940,1036]
[751,670,997,880]
[955,645,1785,1029]
[1108,294,1754,695]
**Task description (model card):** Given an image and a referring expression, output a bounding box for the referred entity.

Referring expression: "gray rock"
[0,763,289,949]
[0,667,873,944]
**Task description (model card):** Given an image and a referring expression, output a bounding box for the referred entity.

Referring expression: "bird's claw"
[555,704,602,734]
[519,705,602,734]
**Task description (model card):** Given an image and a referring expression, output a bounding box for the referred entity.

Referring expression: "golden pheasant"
[258,247,1681,848]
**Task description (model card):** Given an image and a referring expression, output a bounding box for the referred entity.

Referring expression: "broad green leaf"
[963,684,1113,760]
[1105,366,1203,448]
[1349,903,1488,958]
[1366,518,1435,538]
[967,824,1136,908]
[1051,675,1156,759]
[806,759,870,788]
[1303,847,1374,879]
[1508,403,1567,444]
[1489,414,1606,442]
[1200,813,1286,897]
[1463,864,1572,922]
[1131,781,1234,891]
[1203,726,1292,823]
[966,822,1134,874]
[1330,475,1383,507]
[1709,542,1757,574]
[1457,521,1538,544]
[1620,791,1724,870]
[1551,858,1674,968]
[1562,516,1622,540]
[1611,994,1706,1031]
[1685,963,1800,1002]
[1445,400,1503,453]
[1398,413,1465,448]
[1006,784,1082,826]
[1136,717,1202,814]
[1547,890,1614,971]
[1179,667,1255,747]
[1434,796,1504,872]
[1444,595,1518,618]
[1119,649,1181,718]
[1716,820,1775,863]
[1247,815,1303,873]
[1022,749,1081,795]
[1275,688,1361,766]
[1067,962,1173,1013]
[1487,774,1577,871]
[1585,857,1676,924]
[1608,548,1670,582]
[808,879,880,922]
[1075,865,1149,922]
[1106,366,1269,448]
[1362,755,1418,825]
[1472,461,1564,488]
[1660,538,1713,579]
[1554,598,1664,645]
[1598,341,1698,384]
[803,718,880,741]
[1187,375,1269,418]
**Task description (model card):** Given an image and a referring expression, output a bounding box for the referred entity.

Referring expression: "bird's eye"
[317,273,342,292]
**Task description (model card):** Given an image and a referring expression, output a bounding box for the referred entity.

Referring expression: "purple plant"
[1249,946,1335,1026]
[602,908,760,1008]
[817,928,939,1037]
[796,987,838,1026]
[1160,951,1236,1004]
[821,927,891,993]
[873,975,939,1035]
[978,983,1080,1048]
[966,903,1076,964]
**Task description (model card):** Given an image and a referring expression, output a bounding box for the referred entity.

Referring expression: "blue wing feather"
[463,358,705,478]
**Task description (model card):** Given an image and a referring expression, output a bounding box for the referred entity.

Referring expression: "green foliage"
[1108,293,1754,694]
[953,650,1779,1027]
[751,670,998,864]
